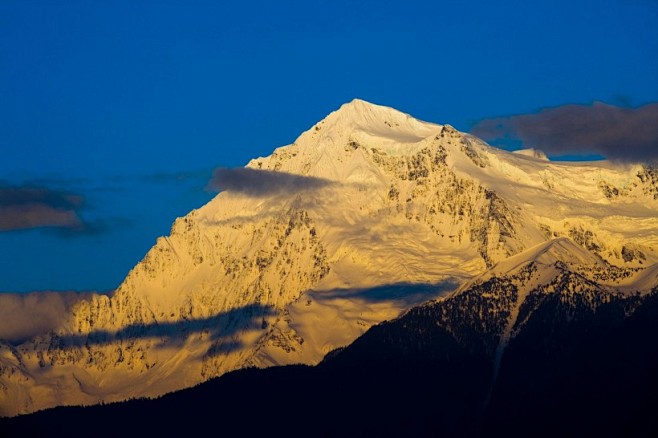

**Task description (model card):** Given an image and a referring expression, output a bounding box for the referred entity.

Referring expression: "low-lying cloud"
[471,102,658,162]
[0,291,99,344]
[208,167,334,196]
[0,186,88,233]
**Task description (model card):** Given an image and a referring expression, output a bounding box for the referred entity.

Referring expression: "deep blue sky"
[1,0,657,291]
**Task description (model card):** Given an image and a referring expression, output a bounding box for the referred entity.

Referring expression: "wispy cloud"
[0,186,109,235]
[22,176,93,187]
[208,167,334,196]
[142,169,213,184]
[471,102,658,162]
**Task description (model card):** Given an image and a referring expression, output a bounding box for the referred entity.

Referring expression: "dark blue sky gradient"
[1,0,657,291]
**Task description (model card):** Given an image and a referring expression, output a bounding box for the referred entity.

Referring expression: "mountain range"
[1,100,657,434]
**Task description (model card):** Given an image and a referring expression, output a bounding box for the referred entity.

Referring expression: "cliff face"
[2,99,657,416]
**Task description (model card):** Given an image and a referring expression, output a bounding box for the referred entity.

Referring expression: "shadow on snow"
[50,303,276,356]
[309,279,459,307]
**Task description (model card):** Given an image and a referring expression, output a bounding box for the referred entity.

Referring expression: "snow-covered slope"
[1,99,657,416]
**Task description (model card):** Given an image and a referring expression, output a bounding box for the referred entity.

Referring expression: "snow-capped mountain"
[1,99,657,416]
[4,243,657,436]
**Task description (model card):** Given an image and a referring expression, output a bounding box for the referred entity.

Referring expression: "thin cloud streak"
[0,186,84,209]
[472,102,658,162]
[0,186,85,232]
[0,185,126,236]
[0,204,82,232]
[142,169,213,184]
[208,167,334,196]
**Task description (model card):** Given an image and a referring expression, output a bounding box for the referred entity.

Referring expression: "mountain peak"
[333,98,411,122]
[338,98,417,117]
[339,98,389,112]
[309,99,441,145]
[342,97,379,110]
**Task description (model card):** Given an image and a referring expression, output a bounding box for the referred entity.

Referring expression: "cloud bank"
[0,186,88,233]
[208,167,334,196]
[471,102,658,162]
[0,291,99,344]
